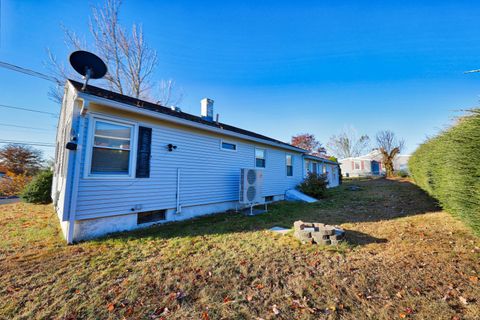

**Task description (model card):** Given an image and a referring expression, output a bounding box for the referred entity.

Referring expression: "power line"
[0,61,61,84]
[0,139,55,147]
[0,122,52,131]
[0,103,58,116]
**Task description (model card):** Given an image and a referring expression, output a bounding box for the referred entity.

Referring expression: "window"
[354,161,361,170]
[137,209,166,224]
[90,119,134,176]
[286,154,293,176]
[312,162,318,174]
[305,160,310,173]
[221,141,237,151]
[255,148,266,168]
[265,195,274,202]
[322,164,327,174]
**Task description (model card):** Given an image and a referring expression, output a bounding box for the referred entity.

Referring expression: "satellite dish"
[69,51,107,90]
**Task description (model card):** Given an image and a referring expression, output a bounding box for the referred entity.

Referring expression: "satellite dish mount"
[69,51,107,90]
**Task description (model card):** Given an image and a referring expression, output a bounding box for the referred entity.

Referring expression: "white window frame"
[286,154,293,177]
[255,147,266,168]
[84,114,138,179]
[220,139,237,152]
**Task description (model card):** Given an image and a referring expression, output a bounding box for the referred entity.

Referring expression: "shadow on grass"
[99,178,438,246]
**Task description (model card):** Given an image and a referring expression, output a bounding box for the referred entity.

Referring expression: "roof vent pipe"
[201,98,214,121]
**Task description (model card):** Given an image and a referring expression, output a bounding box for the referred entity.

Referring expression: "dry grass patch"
[0,178,479,319]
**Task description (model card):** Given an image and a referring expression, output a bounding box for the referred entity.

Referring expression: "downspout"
[176,168,181,214]
[66,99,89,244]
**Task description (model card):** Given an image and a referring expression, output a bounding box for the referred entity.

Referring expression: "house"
[304,154,340,188]
[52,80,339,243]
[339,150,411,177]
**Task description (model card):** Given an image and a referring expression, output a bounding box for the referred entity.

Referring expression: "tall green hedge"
[409,109,480,235]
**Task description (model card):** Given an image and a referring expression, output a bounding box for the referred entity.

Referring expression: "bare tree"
[327,126,370,159]
[375,130,405,177]
[46,0,181,106]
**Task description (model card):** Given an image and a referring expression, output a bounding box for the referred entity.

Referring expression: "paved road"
[0,197,20,205]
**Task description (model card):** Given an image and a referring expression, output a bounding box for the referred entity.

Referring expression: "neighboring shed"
[339,150,411,177]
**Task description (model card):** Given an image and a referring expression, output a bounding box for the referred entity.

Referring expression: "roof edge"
[73,87,307,153]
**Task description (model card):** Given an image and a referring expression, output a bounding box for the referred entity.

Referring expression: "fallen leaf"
[125,307,133,316]
[246,295,253,302]
[223,297,231,303]
[405,307,414,314]
[107,303,115,312]
[399,313,406,318]
[272,304,280,315]
[459,296,468,305]
[469,276,478,284]
[201,311,210,320]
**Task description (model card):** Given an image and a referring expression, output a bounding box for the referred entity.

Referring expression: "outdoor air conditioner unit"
[239,168,264,205]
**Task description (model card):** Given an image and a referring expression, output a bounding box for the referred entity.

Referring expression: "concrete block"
[294,230,312,243]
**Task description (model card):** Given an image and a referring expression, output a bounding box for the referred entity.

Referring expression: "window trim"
[220,139,237,152]
[286,154,293,177]
[255,147,266,168]
[84,114,138,179]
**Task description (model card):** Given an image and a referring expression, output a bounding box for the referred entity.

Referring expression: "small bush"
[21,170,53,204]
[395,169,410,178]
[0,172,31,197]
[297,173,328,199]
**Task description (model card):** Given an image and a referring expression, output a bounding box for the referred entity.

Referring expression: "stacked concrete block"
[293,220,345,245]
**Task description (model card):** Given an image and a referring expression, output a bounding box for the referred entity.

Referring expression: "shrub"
[21,170,53,204]
[409,109,480,235]
[297,173,328,199]
[395,169,410,178]
[0,171,31,197]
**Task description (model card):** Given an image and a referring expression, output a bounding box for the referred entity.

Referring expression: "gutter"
[76,92,306,154]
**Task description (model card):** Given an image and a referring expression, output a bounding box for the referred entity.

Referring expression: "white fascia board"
[75,91,306,154]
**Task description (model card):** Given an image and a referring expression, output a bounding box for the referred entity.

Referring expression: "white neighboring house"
[52,80,340,243]
[339,150,411,177]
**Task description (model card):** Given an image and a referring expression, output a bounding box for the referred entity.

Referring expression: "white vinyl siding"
[75,119,304,220]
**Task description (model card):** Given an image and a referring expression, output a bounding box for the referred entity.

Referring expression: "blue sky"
[2,0,480,159]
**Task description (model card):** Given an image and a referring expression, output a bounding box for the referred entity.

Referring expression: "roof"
[304,154,338,165]
[68,80,305,152]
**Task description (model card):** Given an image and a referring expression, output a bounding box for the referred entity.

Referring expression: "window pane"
[255,148,265,159]
[95,121,131,139]
[287,165,293,176]
[222,142,236,150]
[94,136,131,149]
[256,158,265,168]
[312,163,317,174]
[91,148,130,174]
[286,155,292,165]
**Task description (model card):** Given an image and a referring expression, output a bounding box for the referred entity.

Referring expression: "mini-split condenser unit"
[239,168,264,204]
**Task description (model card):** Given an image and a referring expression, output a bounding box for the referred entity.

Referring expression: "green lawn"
[1,178,479,319]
